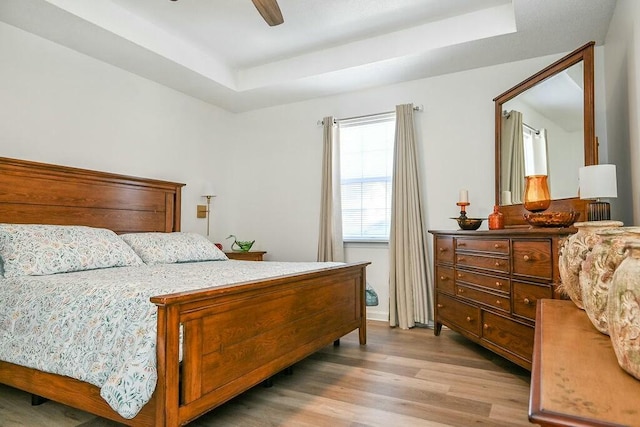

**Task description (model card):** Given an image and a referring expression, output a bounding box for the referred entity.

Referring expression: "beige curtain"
[501,110,525,204]
[389,104,432,329]
[317,116,344,262]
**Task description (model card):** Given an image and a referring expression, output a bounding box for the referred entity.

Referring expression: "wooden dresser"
[429,228,574,370]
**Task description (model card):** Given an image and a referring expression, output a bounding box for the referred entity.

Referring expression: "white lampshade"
[201,182,216,197]
[579,164,617,199]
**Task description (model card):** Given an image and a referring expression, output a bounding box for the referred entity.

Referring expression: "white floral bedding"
[0,260,341,419]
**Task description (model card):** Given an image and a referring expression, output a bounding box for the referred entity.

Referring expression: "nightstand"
[224,251,266,261]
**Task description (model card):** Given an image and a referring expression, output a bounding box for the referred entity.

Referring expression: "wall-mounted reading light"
[198,182,216,236]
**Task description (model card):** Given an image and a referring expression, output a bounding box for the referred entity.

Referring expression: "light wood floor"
[0,321,535,427]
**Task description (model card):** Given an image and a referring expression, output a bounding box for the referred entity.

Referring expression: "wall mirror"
[493,41,597,226]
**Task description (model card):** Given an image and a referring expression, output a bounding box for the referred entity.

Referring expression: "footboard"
[151,262,368,426]
[0,158,367,426]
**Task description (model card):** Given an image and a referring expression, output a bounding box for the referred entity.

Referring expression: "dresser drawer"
[455,270,509,294]
[430,230,570,371]
[456,253,509,274]
[435,266,455,294]
[513,281,553,320]
[436,293,480,337]
[436,236,454,264]
[456,238,509,254]
[481,311,534,362]
[512,240,552,280]
[455,284,510,313]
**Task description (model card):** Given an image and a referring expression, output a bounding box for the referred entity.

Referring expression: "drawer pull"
[458,288,464,294]
[523,254,531,261]
[458,257,465,262]
[440,275,449,281]
[457,273,463,278]
[494,243,502,249]
[483,323,489,330]
[496,300,501,305]
[458,242,466,247]
[495,261,502,267]
[495,281,502,288]
[437,303,443,308]
[439,247,448,252]
[523,298,531,305]
[466,316,472,322]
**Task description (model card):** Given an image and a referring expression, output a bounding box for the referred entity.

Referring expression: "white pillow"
[120,232,228,265]
[0,224,144,278]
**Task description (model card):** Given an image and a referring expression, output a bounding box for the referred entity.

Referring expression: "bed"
[0,157,369,426]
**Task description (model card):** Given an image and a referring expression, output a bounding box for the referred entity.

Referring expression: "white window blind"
[339,112,396,241]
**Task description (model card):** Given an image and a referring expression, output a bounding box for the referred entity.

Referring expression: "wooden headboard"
[0,157,185,233]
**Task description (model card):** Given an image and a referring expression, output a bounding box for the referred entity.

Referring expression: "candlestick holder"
[456,201,470,219]
[451,201,484,230]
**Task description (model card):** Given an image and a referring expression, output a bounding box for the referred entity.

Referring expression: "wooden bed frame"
[0,157,368,426]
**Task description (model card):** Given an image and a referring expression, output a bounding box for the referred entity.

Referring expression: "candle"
[459,189,469,203]
[502,190,512,205]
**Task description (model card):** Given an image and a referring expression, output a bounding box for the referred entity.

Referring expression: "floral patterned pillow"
[0,224,144,278]
[120,232,228,265]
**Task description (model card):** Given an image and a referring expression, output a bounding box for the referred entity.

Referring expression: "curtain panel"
[317,116,344,262]
[501,110,525,204]
[389,104,432,329]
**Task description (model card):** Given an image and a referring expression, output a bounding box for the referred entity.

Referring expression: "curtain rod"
[317,104,423,126]
[502,110,540,135]
[523,122,540,135]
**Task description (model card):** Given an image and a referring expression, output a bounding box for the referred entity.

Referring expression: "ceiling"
[0,0,617,112]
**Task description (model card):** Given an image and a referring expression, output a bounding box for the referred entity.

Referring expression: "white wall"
[1,17,620,323]
[0,21,235,234]
[214,53,581,322]
[603,0,640,225]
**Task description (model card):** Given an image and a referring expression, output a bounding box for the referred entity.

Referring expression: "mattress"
[0,260,341,418]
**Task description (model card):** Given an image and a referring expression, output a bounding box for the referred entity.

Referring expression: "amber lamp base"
[523,175,551,212]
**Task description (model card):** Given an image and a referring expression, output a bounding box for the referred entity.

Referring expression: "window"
[339,113,395,241]
[523,126,548,176]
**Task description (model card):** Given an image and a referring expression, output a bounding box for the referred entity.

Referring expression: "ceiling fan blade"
[251,0,284,26]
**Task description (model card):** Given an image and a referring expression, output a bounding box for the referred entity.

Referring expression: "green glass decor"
[227,235,255,252]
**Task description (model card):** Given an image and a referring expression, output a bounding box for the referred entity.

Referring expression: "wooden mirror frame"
[493,41,597,227]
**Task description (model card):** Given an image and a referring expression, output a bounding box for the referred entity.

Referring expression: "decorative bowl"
[451,217,484,231]
[227,235,255,252]
[233,240,255,252]
[524,211,580,228]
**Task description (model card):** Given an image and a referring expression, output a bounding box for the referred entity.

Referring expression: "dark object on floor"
[366,282,379,306]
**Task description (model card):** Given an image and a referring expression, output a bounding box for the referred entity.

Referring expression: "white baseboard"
[365,309,388,322]
[365,310,435,329]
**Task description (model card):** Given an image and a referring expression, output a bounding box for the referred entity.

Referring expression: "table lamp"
[579,164,617,221]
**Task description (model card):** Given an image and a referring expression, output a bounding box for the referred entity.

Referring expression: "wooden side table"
[529,299,640,426]
[224,251,266,261]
